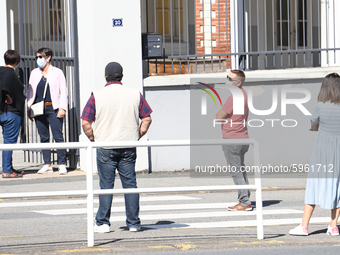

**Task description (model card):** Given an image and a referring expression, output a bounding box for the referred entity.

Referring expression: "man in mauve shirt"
[216,70,252,211]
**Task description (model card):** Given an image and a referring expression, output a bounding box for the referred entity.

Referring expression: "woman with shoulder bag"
[27,47,68,175]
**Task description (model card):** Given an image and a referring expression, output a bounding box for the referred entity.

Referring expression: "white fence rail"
[0,139,262,247]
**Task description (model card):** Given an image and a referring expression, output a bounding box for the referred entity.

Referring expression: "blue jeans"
[35,105,66,165]
[96,148,140,228]
[0,112,21,173]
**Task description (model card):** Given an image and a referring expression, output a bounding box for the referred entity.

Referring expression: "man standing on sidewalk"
[216,70,252,211]
[81,62,152,233]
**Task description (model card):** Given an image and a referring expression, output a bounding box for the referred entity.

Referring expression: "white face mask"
[37,58,47,68]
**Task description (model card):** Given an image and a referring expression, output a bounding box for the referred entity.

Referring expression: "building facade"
[1,0,340,172]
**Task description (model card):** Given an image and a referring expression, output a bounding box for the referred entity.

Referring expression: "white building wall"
[144,87,191,171]
[76,0,147,172]
[0,1,8,65]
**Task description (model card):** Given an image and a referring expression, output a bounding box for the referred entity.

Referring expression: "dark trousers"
[35,105,66,165]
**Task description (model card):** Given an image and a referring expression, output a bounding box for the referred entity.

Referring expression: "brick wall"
[195,0,230,68]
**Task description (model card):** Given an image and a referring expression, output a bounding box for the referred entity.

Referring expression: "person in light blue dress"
[290,73,340,236]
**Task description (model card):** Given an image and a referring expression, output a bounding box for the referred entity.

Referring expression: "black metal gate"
[17,0,80,169]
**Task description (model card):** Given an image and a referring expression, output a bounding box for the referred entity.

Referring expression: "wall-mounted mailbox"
[142,33,162,58]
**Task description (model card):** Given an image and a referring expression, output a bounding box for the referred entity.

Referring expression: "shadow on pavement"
[251,200,282,208]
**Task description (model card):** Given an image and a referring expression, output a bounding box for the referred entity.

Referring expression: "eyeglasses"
[227,75,236,82]
[35,55,45,60]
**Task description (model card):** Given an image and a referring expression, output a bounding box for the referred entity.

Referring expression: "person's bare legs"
[330,207,340,227]
[289,204,315,235]
[302,204,315,226]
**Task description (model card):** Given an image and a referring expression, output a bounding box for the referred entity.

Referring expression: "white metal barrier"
[0,139,263,247]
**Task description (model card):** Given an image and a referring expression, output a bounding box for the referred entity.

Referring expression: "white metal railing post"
[86,145,95,247]
[253,141,264,239]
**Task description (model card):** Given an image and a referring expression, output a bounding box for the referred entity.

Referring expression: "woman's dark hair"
[4,50,20,65]
[36,47,53,61]
[318,73,340,104]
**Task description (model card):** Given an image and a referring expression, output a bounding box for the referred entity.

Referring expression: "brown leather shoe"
[228,202,252,211]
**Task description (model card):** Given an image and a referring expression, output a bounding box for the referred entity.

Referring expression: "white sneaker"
[38,165,53,174]
[94,224,110,233]
[326,225,339,236]
[129,226,141,232]
[58,165,67,175]
[289,224,308,236]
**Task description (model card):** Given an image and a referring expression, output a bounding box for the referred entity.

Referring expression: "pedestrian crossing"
[1,195,332,230]
[0,195,199,208]
[32,204,302,217]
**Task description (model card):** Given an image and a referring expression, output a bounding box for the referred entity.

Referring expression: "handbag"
[30,79,48,118]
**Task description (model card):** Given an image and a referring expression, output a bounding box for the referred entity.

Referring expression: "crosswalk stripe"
[33,203,235,215]
[33,204,302,218]
[143,217,331,230]
[107,209,303,222]
[0,195,199,208]
[33,203,239,215]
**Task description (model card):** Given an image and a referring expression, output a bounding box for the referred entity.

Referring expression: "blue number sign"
[112,18,123,27]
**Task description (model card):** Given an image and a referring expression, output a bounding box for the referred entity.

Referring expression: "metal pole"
[295,0,298,66]
[238,0,246,70]
[186,0,189,72]
[86,145,94,247]
[279,0,283,66]
[210,0,213,70]
[287,0,290,66]
[272,0,275,68]
[71,0,81,168]
[256,0,260,68]
[302,0,306,65]
[264,0,267,68]
[169,0,174,72]
[202,0,205,70]
[333,0,336,63]
[310,0,313,66]
[218,0,221,70]
[254,141,264,240]
[18,0,24,80]
[317,0,320,65]
[194,0,197,71]
[178,0,182,72]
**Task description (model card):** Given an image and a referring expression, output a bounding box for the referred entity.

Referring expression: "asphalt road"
[1,171,340,254]
[122,245,340,255]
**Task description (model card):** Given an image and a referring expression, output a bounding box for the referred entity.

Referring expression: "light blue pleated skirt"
[305,131,340,209]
